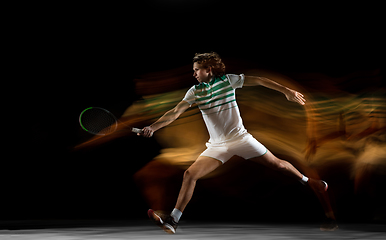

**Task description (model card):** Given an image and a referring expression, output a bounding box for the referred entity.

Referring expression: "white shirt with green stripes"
[183,74,247,144]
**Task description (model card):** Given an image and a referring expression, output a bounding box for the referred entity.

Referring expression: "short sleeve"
[182,86,196,105]
[226,74,245,89]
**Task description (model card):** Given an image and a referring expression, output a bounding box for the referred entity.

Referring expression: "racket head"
[79,107,118,135]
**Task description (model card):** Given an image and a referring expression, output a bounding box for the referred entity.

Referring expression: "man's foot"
[148,209,178,234]
[307,178,328,193]
[320,217,339,231]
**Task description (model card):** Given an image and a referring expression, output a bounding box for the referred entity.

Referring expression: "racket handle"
[131,127,143,133]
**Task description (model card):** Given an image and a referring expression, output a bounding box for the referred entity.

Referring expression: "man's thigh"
[248,150,281,168]
[186,156,223,180]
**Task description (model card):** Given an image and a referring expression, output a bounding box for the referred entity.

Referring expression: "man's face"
[193,62,211,83]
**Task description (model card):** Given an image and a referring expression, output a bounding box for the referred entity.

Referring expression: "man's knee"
[277,160,288,170]
[183,169,198,182]
[269,158,287,171]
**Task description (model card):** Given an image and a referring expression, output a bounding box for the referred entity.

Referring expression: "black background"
[6,1,384,225]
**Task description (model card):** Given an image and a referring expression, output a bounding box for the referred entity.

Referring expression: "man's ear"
[206,66,212,74]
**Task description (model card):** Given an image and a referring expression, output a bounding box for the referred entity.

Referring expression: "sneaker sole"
[147,209,176,234]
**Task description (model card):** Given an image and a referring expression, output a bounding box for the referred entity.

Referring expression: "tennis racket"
[79,107,142,135]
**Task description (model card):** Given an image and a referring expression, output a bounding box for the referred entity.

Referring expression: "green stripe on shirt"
[195,85,234,102]
[199,99,237,112]
[197,92,235,107]
[195,80,231,97]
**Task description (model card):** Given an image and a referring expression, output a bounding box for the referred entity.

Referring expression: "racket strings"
[80,108,117,135]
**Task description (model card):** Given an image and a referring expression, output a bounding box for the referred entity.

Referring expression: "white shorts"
[200,133,267,164]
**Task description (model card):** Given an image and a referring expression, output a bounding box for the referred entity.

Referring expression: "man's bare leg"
[148,156,222,234]
[249,150,329,194]
[174,156,222,212]
[249,150,303,180]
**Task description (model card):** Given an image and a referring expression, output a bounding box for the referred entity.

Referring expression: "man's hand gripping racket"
[134,126,154,138]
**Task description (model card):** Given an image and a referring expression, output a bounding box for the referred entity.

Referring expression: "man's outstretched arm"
[140,100,191,137]
[244,75,306,105]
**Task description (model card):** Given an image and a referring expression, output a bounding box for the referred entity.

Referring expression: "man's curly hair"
[193,52,226,77]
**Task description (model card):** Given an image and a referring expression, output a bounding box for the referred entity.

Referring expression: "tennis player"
[141,52,330,234]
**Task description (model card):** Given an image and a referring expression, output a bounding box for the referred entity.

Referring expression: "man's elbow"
[169,107,182,119]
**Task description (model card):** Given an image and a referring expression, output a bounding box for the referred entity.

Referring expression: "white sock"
[170,208,182,222]
[301,175,309,183]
